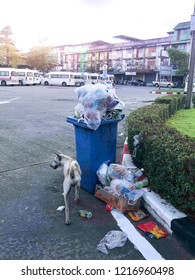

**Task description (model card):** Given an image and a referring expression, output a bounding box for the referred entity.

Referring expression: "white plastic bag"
[110,179,134,196]
[81,84,109,111]
[56,206,65,211]
[96,162,110,186]
[74,103,85,119]
[83,108,101,130]
[74,83,125,130]
[107,164,127,180]
[108,89,125,110]
[97,230,128,254]
[124,189,144,203]
[74,84,93,101]
[133,135,140,147]
[114,100,125,110]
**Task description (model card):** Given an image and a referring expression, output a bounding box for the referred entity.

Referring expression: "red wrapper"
[105,204,113,211]
[137,221,168,239]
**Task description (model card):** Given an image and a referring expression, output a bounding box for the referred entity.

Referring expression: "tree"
[167,47,189,77]
[0,25,20,66]
[0,26,14,45]
[26,46,58,72]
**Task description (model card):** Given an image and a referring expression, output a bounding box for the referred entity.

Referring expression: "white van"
[184,74,195,93]
[15,69,34,86]
[100,74,115,85]
[32,71,42,85]
[0,68,19,86]
[42,72,85,86]
[71,72,85,86]
[84,73,101,84]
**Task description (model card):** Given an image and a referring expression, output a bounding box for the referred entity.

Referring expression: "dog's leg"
[74,182,80,203]
[63,180,71,225]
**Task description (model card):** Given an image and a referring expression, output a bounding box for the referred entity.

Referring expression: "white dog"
[50,153,82,225]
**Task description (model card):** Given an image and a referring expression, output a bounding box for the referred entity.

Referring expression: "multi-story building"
[54,21,191,83]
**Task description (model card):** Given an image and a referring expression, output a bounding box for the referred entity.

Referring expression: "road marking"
[111,209,165,260]
[0,97,20,105]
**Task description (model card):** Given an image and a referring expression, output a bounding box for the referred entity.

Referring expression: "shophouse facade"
[54,21,191,84]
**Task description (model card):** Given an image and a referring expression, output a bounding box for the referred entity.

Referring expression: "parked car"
[152,79,174,88]
[129,79,147,86]
[173,81,184,88]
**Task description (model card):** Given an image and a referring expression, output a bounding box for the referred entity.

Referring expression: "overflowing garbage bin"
[67,115,124,194]
[67,82,125,194]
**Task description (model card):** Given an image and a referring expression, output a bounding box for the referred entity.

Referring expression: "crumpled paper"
[97,230,128,254]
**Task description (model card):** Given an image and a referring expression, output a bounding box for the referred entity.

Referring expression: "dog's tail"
[70,165,75,179]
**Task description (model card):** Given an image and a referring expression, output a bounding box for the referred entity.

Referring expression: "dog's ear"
[55,152,62,160]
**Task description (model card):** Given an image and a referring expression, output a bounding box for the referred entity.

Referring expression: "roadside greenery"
[167,109,195,138]
[152,89,184,93]
[0,26,20,67]
[0,25,57,72]
[26,46,57,73]
[167,47,189,77]
[127,94,195,216]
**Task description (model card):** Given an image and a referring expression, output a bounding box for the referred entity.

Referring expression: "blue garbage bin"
[67,115,124,194]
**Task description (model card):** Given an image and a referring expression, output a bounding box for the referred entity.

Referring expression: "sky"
[0,0,195,52]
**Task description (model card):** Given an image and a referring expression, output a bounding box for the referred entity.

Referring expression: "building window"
[177,44,186,50]
[181,29,188,34]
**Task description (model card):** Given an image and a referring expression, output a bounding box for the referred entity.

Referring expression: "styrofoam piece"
[142,189,186,233]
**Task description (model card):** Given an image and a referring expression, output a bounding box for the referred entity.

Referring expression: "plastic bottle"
[78,210,92,219]
[121,187,132,199]
[133,168,144,178]
[122,189,144,203]
[134,178,149,189]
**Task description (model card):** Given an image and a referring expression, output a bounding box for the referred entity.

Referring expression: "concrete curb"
[150,91,184,95]
[142,188,186,233]
[142,188,195,255]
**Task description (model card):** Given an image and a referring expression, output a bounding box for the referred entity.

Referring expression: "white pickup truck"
[152,79,174,88]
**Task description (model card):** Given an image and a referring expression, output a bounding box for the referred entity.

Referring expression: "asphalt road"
[0,85,193,260]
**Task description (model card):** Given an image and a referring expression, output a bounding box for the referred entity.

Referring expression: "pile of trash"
[96,160,149,204]
[74,83,125,130]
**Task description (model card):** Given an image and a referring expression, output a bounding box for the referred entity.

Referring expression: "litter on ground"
[97,230,128,254]
[127,209,147,221]
[137,221,168,239]
[56,206,65,211]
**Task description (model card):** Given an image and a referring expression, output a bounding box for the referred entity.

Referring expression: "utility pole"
[158,50,162,90]
[186,4,195,108]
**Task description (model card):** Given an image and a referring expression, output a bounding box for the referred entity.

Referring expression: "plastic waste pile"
[74,83,125,130]
[96,160,149,205]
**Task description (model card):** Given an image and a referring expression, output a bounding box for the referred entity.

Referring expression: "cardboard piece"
[95,185,141,212]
